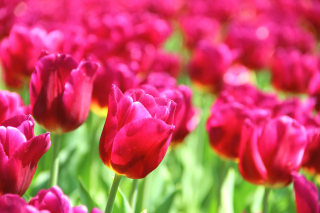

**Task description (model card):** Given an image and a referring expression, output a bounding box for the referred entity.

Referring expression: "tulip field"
[1,0,320,213]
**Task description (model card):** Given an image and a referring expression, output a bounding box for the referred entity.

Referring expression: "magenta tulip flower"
[0,114,51,196]
[206,91,270,160]
[0,194,38,213]
[30,52,98,133]
[188,40,233,93]
[293,173,320,213]
[271,48,318,93]
[29,186,91,213]
[0,24,45,88]
[0,90,30,124]
[99,85,176,179]
[239,116,308,187]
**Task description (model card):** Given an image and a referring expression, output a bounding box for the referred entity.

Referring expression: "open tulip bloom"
[99,85,176,179]
[0,114,51,196]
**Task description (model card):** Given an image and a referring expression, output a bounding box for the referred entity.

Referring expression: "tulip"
[29,186,92,213]
[309,72,320,111]
[0,194,38,213]
[238,116,308,187]
[0,24,45,88]
[137,83,199,146]
[293,173,320,213]
[206,91,270,160]
[0,90,31,124]
[99,85,176,179]
[179,15,220,49]
[271,48,318,93]
[30,52,98,133]
[0,114,51,196]
[91,58,138,117]
[188,41,233,93]
[225,20,275,70]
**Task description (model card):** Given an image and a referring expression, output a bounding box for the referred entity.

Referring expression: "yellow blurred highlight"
[90,102,108,117]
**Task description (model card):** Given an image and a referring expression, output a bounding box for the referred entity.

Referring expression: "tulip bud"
[99,85,176,179]
[0,115,51,196]
[30,53,98,133]
[238,116,308,187]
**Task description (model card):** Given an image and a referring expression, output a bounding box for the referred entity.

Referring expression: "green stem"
[134,178,147,213]
[262,187,271,213]
[216,160,227,213]
[129,179,139,209]
[105,174,122,213]
[48,134,61,187]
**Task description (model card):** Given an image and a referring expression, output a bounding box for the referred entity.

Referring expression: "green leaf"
[78,177,98,211]
[154,189,178,213]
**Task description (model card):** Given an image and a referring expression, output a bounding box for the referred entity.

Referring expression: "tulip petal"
[0,194,38,213]
[99,85,124,166]
[2,115,35,141]
[0,126,27,158]
[293,173,320,213]
[110,118,173,179]
[270,117,307,186]
[238,120,267,185]
[117,98,151,130]
[62,61,98,132]
[1,133,50,196]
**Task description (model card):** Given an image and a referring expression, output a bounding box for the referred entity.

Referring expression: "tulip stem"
[129,179,139,209]
[49,134,61,187]
[105,173,122,213]
[262,187,271,213]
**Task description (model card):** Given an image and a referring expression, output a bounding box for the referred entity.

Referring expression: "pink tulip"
[188,41,233,93]
[99,85,176,179]
[239,116,308,187]
[0,115,51,196]
[0,90,30,124]
[0,194,38,213]
[29,186,88,213]
[30,52,98,133]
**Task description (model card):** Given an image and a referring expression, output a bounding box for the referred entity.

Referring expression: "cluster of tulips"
[1,0,320,212]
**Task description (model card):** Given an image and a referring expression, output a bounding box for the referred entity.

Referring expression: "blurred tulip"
[151,51,181,78]
[30,53,98,133]
[225,21,275,70]
[239,116,308,187]
[0,24,45,88]
[188,41,233,93]
[308,72,320,111]
[99,85,176,179]
[0,90,30,124]
[29,186,89,213]
[0,114,51,196]
[271,48,318,93]
[293,173,320,213]
[91,58,138,117]
[179,15,220,49]
[206,91,270,159]
[0,194,38,213]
